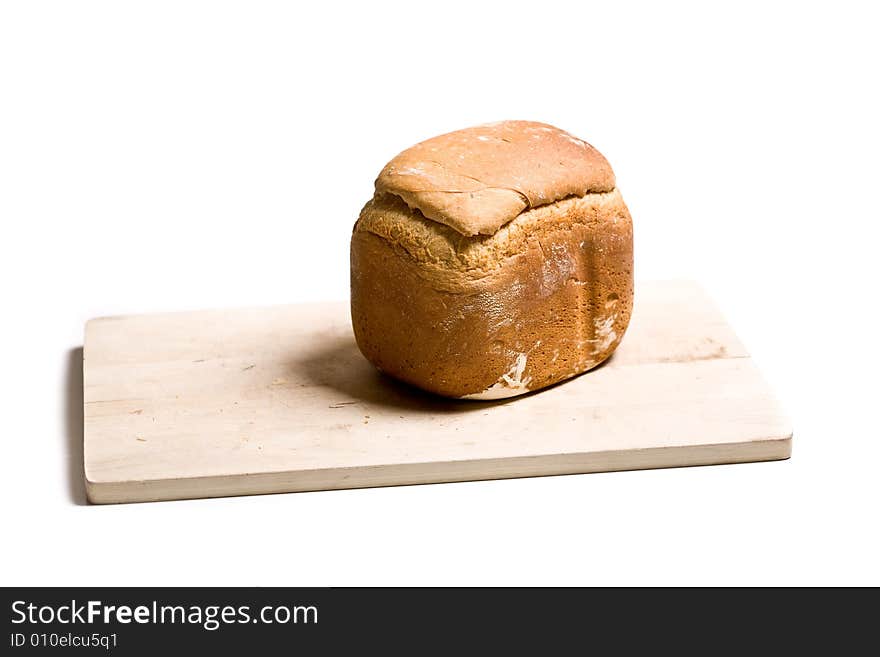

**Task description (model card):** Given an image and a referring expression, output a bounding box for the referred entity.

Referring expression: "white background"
[1,1,878,586]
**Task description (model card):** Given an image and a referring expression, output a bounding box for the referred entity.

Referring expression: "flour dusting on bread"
[462,352,532,400]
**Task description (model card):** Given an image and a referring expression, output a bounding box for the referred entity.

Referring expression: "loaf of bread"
[350,120,633,399]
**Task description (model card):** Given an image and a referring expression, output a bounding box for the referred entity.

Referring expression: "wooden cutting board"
[83,281,791,504]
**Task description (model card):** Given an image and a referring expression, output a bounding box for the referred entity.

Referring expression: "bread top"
[374,120,615,236]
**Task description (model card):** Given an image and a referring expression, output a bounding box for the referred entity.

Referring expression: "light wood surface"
[83,281,791,503]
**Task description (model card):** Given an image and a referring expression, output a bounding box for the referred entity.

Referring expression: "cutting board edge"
[85,434,792,504]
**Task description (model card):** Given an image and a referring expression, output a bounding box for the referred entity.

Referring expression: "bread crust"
[351,190,633,399]
[376,120,615,236]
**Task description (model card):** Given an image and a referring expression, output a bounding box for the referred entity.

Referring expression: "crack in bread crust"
[354,189,629,292]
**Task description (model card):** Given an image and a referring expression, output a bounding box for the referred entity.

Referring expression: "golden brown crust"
[375,121,615,236]
[351,192,633,399]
